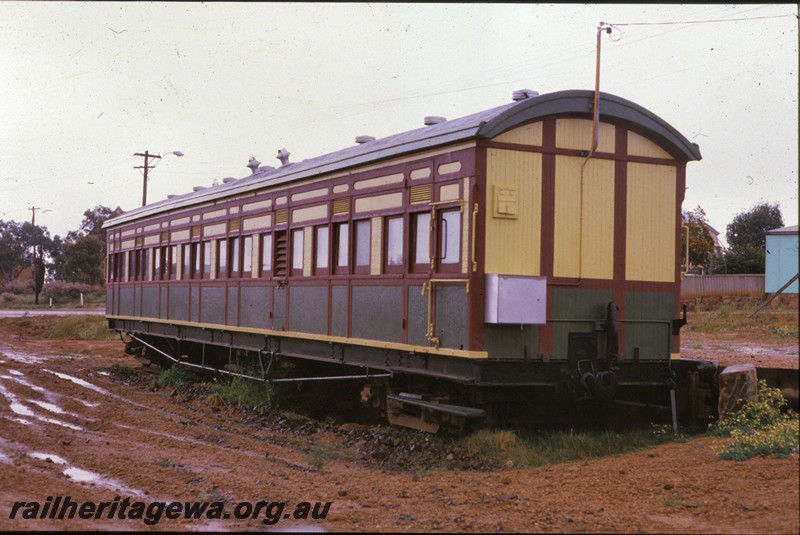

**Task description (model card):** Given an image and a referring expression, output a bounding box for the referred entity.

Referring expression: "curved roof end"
[477,90,702,162]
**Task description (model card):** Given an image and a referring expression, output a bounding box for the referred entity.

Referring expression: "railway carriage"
[105,89,710,432]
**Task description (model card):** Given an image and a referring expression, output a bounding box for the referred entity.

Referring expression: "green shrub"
[212,376,278,409]
[42,281,94,300]
[712,380,788,436]
[306,443,332,471]
[719,417,799,461]
[157,365,203,388]
[712,380,799,461]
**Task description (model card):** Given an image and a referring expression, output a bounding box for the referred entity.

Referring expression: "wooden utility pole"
[28,206,46,304]
[134,151,162,206]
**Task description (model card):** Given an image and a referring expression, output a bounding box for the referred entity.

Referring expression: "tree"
[20,222,57,304]
[719,245,765,274]
[51,205,114,285]
[726,202,784,249]
[0,220,28,284]
[55,235,106,285]
[720,202,784,274]
[79,205,114,239]
[682,206,716,272]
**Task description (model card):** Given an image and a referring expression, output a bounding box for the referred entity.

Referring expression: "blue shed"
[765,225,799,293]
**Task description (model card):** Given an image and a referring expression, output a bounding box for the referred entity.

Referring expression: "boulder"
[717,363,758,420]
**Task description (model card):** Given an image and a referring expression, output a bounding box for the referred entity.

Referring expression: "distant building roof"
[766,225,799,236]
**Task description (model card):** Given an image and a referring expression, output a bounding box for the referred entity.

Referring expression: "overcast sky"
[1,3,797,244]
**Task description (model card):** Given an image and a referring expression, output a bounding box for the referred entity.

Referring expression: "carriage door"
[425,203,468,350]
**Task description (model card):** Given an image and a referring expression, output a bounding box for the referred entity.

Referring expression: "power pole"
[134,151,162,206]
[28,206,45,304]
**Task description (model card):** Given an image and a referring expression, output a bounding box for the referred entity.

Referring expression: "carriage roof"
[105,89,700,229]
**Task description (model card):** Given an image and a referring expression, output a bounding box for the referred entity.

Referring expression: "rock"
[718,364,758,420]
[505,460,514,468]
[663,483,674,490]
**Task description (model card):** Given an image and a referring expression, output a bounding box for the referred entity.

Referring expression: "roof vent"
[424,116,446,126]
[192,186,206,192]
[247,157,261,174]
[222,177,237,184]
[512,89,539,101]
[167,194,178,199]
[276,148,291,166]
[258,165,276,172]
[355,135,376,144]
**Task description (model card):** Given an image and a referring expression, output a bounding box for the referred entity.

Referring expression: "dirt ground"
[0,316,798,533]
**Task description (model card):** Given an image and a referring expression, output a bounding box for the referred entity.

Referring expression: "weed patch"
[459,425,680,469]
[712,380,799,460]
[44,315,115,340]
[157,366,203,388]
[212,376,278,409]
[306,443,332,471]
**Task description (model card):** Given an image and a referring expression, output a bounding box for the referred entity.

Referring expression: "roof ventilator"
[355,135,376,144]
[222,177,237,184]
[193,186,206,192]
[277,148,291,166]
[512,89,539,101]
[247,157,261,174]
[424,116,446,126]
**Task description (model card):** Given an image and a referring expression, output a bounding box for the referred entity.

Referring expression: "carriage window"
[202,241,211,278]
[131,250,139,281]
[354,220,371,273]
[334,222,349,274]
[182,243,191,278]
[191,243,200,278]
[292,229,304,273]
[315,226,329,274]
[229,237,240,276]
[153,247,162,280]
[385,216,403,272]
[169,245,178,280]
[142,248,150,281]
[126,251,134,282]
[439,209,461,268]
[412,212,431,272]
[217,239,227,277]
[242,235,253,275]
[261,233,272,275]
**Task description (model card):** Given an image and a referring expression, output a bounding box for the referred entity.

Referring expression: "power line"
[606,13,795,27]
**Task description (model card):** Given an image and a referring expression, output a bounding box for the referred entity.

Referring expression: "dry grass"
[685,297,798,338]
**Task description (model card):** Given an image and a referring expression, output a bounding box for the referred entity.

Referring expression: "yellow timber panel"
[626,163,677,282]
[303,226,313,278]
[485,149,541,276]
[252,237,260,279]
[556,118,615,154]
[628,131,673,159]
[494,122,543,146]
[370,217,383,275]
[553,156,615,279]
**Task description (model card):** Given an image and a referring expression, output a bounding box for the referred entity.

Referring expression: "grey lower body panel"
[109,317,673,389]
